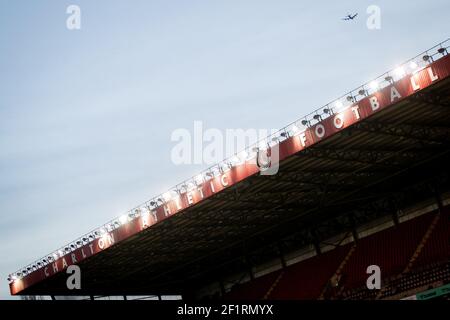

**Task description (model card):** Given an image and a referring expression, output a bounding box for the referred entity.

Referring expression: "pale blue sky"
[0,0,449,299]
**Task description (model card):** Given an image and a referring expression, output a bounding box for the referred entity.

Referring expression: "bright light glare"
[394,66,405,78]
[370,81,379,90]
[194,174,204,184]
[259,141,268,150]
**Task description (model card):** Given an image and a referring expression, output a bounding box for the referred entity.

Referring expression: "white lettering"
[170,128,191,165]
[333,114,344,129]
[174,197,182,210]
[369,96,380,111]
[390,86,402,102]
[163,205,171,216]
[62,258,68,269]
[411,75,420,91]
[315,124,325,139]
[299,132,307,147]
[427,67,439,81]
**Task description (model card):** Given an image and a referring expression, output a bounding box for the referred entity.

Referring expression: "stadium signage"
[9,54,450,295]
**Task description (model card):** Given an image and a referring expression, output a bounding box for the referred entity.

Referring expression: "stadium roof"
[9,39,450,296]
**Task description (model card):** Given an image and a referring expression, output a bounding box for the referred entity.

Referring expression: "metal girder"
[301,146,433,170]
[410,91,450,108]
[299,148,395,168]
[353,121,450,145]
[212,191,278,207]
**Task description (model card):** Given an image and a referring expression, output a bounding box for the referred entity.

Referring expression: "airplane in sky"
[342,13,358,21]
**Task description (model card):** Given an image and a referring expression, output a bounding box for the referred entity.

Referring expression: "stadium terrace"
[8,43,450,296]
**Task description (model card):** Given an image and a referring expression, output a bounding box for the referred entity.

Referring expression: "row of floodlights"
[7,209,144,283]
[146,48,450,200]
[8,45,448,284]
[301,49,448,126]
[10,153,278,283]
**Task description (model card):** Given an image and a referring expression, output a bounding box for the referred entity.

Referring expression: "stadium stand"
[8,39,450,300]
[224,270,282,300]
[413,207,449,268]
[338,211,435,290]
[224,205,450,300]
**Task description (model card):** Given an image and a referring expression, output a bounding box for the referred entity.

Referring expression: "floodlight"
[238,150,248,160]
[394,66,405,78]
[187,182,196,191]
[119,215,128,225]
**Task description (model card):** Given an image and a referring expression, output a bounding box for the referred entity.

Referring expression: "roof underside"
[20,74,450,296]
